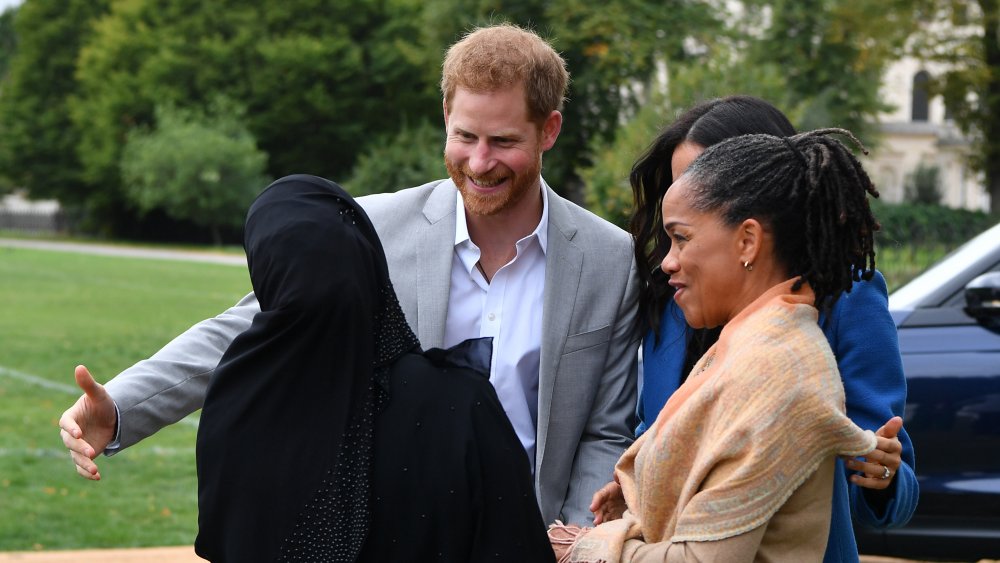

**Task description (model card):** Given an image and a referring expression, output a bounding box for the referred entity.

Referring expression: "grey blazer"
[105,178,640,525]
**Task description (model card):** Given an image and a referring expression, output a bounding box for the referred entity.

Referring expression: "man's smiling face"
[443,84,547,217]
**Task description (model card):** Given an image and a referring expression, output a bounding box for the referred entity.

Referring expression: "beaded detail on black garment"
[277,278,418,562]
[337,206,359,226]
[374,282,419,363]
[277,389,375,562]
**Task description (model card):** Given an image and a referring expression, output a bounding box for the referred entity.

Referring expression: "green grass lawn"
[0,246,250,551]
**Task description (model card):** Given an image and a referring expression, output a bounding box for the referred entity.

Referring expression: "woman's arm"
[823,271,919,527]
[620,526,764,563]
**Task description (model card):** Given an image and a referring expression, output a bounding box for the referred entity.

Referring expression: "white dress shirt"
[444,188,548,472]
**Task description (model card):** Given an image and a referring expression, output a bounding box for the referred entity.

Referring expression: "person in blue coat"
[592,95,918,562]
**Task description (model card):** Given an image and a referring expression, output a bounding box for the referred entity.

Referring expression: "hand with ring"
[842,416,903,490]
[879,465,891,480]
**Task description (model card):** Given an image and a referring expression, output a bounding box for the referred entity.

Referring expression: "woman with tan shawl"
[550,129,883,562]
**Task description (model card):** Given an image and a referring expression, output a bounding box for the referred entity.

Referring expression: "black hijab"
[195,175,419,562]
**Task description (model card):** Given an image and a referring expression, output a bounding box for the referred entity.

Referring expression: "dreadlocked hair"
[682,128,881,310]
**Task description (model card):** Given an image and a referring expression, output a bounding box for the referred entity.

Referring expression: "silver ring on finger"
[879,465,891,480]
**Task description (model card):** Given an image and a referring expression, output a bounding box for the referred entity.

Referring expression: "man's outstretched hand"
[59,365,116,480]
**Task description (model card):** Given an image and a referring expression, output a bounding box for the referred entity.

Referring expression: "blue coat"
[637,272,918,562]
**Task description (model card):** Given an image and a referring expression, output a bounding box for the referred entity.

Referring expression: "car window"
[942,260,1000,308]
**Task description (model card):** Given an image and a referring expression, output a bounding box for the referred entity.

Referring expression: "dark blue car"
[856,221,1000,560]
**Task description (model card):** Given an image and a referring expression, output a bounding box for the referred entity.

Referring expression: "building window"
[912,71,930,121]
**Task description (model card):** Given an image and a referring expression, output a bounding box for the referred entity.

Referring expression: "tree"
[541,0,723,201]
[0,5,17,84]
[346,119,447,197]
[0,6,17,194]
[740,0,923,145]
[911,0,1000,214]
[120,101,269,245]
[69,0,438,232]
[579,0,918,226]
[0,0,109,203]
[71,0,439,187]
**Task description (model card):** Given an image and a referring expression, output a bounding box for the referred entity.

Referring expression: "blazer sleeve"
[561,252,641,525]
[104,292,259,453]
[822,271,919,528]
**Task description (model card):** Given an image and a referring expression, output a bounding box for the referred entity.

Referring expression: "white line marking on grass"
[0,365,79,394]
[0,364,199,428]
[0,238,246,266]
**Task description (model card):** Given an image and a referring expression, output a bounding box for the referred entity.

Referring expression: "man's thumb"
[74,365,104,398]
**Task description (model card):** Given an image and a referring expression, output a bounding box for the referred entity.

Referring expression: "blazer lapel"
[535,185,583,470]
[416,181,459,349]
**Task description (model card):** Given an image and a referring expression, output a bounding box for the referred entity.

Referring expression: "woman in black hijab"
[195,174,553,563]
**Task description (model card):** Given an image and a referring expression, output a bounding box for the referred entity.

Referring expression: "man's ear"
[737,218,764,266]
[540,110,562,152]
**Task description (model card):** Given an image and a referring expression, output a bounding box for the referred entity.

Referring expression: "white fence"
[0,193,65,233]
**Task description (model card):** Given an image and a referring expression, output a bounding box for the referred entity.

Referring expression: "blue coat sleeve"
[821,271,919,528]
[636,300,689,437]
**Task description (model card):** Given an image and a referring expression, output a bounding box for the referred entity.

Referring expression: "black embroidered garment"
[195,175,418,562]
[195,175,553,562]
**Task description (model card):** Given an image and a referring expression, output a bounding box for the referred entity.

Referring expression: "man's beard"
[445,151,542,217]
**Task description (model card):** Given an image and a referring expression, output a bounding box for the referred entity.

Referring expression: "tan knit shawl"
[569,280,877,562]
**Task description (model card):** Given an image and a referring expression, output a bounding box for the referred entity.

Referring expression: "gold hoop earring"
[743,261,753,272]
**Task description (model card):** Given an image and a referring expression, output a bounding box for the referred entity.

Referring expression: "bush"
[580,100,665,229]
[904,163,943,205]
[345,120,447,197]
[872,199,997,248]
[872,200,998,290]
[120,100,270,245]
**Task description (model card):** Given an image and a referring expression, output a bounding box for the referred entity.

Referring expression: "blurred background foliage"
[0,0,996,244]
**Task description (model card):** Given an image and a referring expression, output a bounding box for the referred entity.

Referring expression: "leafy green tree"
[120,101,269,245]
[0,5,16,193]
[0,0,109,202]
[542,0,723,201]
[70,0,438,231]
[0,5,17,84]
[740,0,922,144]
[581,99,666,229]
[580,0,921,225]
[346,119,447,196]
[910,0,1000,213]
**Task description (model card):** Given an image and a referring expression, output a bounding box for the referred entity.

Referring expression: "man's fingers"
[875,415,904,439]
[69,449,99,477]
[61,428,96,461]
[58,409,83,441]
[74,463,100,481]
